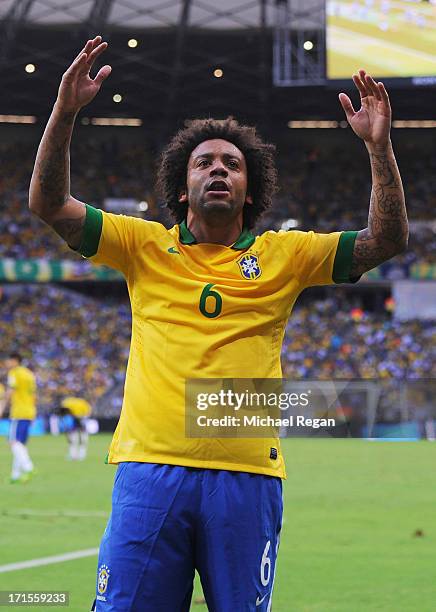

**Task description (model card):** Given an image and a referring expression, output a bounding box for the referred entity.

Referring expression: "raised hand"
[56,36,111,113]
[339,69,391,148]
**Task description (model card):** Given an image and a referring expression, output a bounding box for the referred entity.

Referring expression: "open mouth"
[206,180,230,195]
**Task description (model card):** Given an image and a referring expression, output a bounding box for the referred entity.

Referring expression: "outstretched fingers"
[94,65,112,87]
[351,69,387,107]
[353,70,369,98]
[364,74,382,100]
[86,42,108,70]
[62,52,88,81]
[73,37,100,63]
[378,81,391,109]
[63,37,108,83]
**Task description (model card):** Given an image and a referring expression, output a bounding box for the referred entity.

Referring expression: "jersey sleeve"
[77,204,150,277]
[7,372,16,389]
[277,229,359,288]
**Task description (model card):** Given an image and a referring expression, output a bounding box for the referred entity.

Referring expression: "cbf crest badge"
[97,564,110,597]
[237,253,262,280]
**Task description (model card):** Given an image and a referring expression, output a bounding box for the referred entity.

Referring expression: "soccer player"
[0,353,37,483]
[29,37,408,611]
[60,396,92,461]
[0,382,5,413]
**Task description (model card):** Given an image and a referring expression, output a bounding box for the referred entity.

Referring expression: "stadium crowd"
[1,132,434,415]
[0,135,435,270]
[282,297,434,380]
[0,285,434,416]
[0,285,130,413]
[0,138,157,260]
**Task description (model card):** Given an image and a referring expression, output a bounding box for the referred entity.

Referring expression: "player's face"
[181,139,252,224]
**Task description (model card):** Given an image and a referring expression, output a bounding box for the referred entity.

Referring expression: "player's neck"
[185,214,243,246]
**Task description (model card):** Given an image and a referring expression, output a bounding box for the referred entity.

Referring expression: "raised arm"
[29,36,111,249]
[339,70,408,278]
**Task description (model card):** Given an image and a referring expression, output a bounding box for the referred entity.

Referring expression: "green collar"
[178,220,255,250]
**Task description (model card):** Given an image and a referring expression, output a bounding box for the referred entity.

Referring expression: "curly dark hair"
[157,117,278,229]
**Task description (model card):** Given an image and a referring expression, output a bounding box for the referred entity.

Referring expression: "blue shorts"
[94,463,283,611]
[67,416,86,432]
[9,420,32,444]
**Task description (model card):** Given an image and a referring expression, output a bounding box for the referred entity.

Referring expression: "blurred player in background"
[60,395,92,460]
[0,353,37,483]
[29,36,408,611]
[0,381,5,413]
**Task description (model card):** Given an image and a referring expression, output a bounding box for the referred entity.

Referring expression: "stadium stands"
[0,129,434,415]
[0,285,130,414]
[0,134,435,270]
[282,297,435,380]
[0,285,434,416]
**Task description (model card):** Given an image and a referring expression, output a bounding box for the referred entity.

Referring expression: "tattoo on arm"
[38,138,69,209]
[368,152,398,187]
[52,215,85,249]
[35,111,76,210]
[372,185,404,217]
[351,146,408,277]
[31,110,86,248]
[370,210,408,243]
[350,230,393,278]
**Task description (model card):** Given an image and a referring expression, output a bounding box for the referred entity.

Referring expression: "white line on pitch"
[2,509,108,518]
[0,548,99,574]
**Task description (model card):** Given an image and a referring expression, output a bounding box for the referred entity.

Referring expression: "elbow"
[28,197,41,217]
[385,236,408,259]
[395,229,409,255]
[399,237,409,254]
[29,201,49,222]
[28,192,69,221]
[374,222,409,257]
[28,198,56,225]
[28,186,44,217]
[371,232,408,261]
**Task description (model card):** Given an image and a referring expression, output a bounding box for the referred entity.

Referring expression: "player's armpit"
[41,197,86,250]
[350,227,406,278]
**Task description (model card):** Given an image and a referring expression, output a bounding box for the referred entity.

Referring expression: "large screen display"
[327,0,436,80]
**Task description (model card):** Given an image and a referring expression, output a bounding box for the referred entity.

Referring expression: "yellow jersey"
[62,397,92,418]
[79,205,357,478]
[8,366,36,420]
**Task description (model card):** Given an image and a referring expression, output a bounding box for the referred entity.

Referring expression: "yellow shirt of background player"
[8,366,37,420]
[79,205,357,479]
[0,382,5,407]
[62,397,92,418]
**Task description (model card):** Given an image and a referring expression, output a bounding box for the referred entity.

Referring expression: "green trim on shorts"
[79,205,103,258]
[332,231,359,284]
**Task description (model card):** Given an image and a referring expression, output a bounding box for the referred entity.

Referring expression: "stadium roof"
[0,0,323,29]
[0,0,433,132]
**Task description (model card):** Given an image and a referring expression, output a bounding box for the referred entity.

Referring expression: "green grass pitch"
[1,435,435,611]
